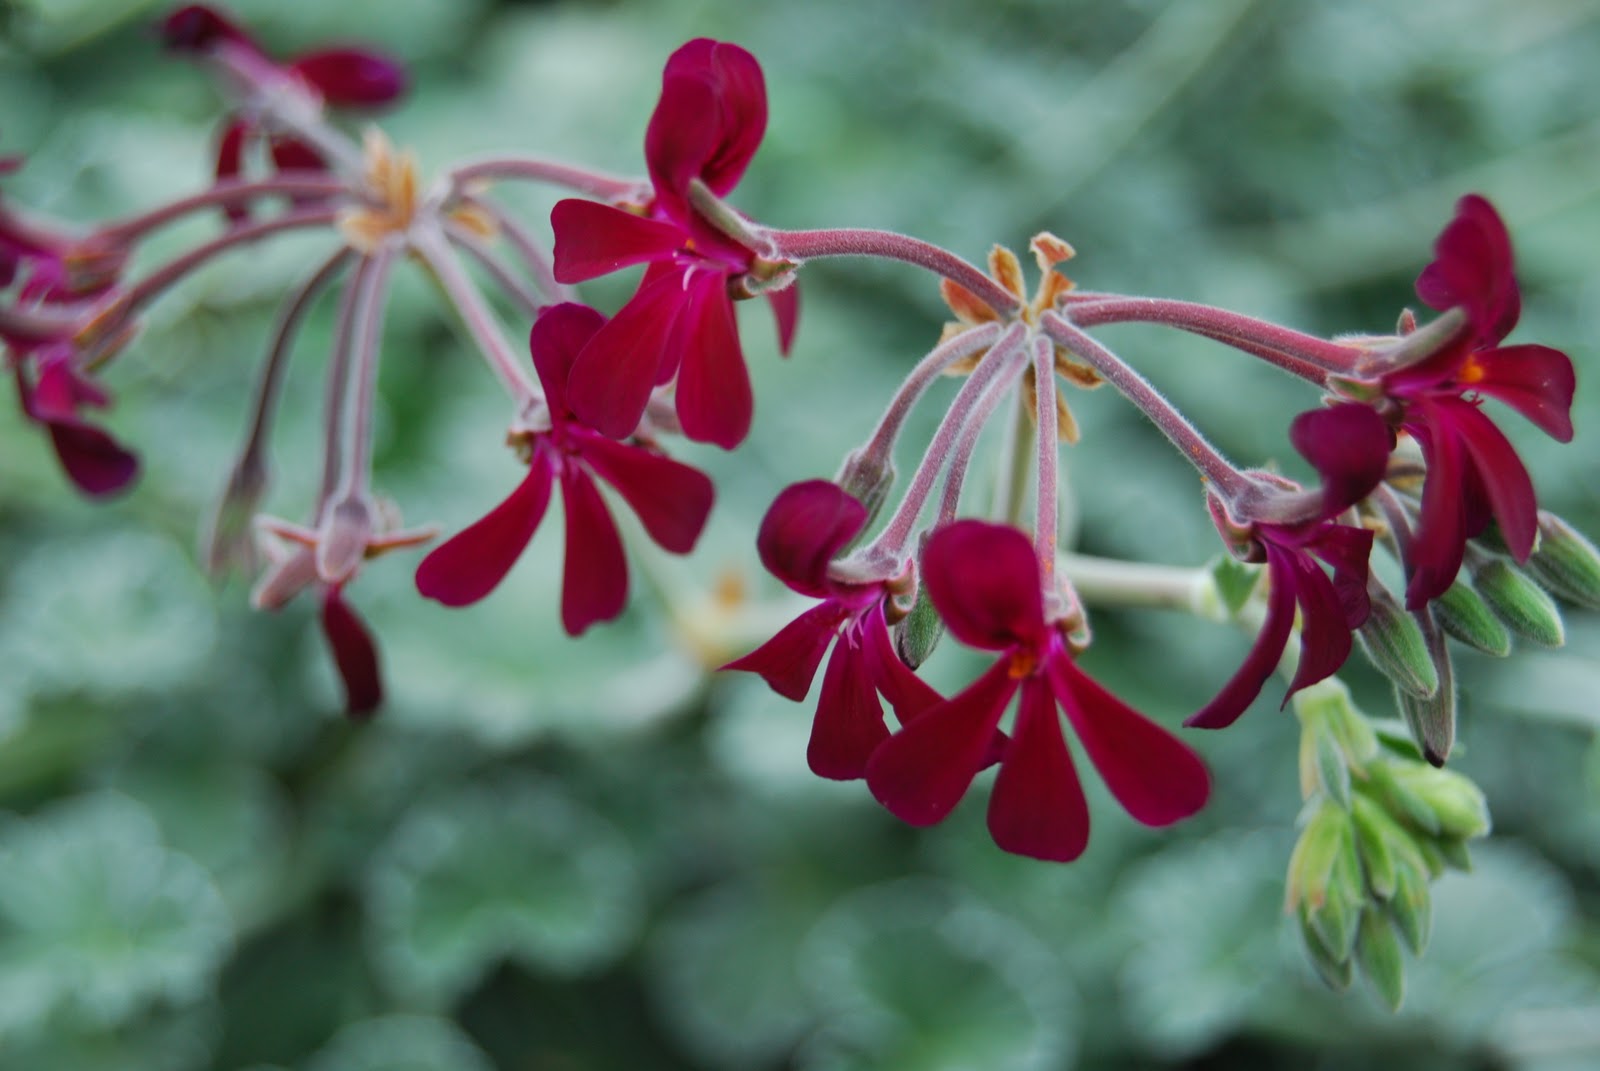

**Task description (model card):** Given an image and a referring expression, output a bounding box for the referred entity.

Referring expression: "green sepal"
[1208,555,1261,618]
[1288,803,1364,962]
[1386,763,1491,840]
[1350,795,1398,900]
[1526,511,1600,611]
[894,582,944,671]
[1473,558,1565,648]
[834,451,896,551]
[1355,909,1407,1012]
[1298,909,1355,990]
[1432,835,1474,872]
[1357,595,1438,699]
[1433,579,1512,656]
[1386,857,1433,955]
[1363,763,1440,836]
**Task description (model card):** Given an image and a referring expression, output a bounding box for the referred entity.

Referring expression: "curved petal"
[1186,547,1297,729]
[565,267,688,439]
[159,5,254,52]
[320,587,382,718]
[808,629,890,781]
[415,462,553,607]
[755,480,867,597]
[1449,397,1539,561]
[987,676,1090,861]
[1307,523,1375,628]
[922,520,1047,651]
[1472,343,1575,443]
[47,420,140,498]
[1415,194,1520,344]
[1284,550,1357,699]
[528,302,607,419]
[672,270,752,449]
[723,601,847,701]
[214,119,252,223]
[866,657,1018,827]
[1405,402,1471,608]
[550,199,685,284]
[290,48,407,107]
[864,601,944,724]
[1051,654,1210,827]
[559,467,629,635]
[268,136,324,174]
[646,40,767,215]
[767,282,799,356]
[1290,403,1391,516]
[575,430,713,554]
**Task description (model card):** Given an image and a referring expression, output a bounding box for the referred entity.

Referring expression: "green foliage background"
[3,0,1600,1068]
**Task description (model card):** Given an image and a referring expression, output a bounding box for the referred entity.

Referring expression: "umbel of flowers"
[4,4,1597,996]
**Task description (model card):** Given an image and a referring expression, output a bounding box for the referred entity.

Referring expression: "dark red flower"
[8,346,139,498]
[723,480,943,779]
[415,302,714,636]
[865,521,1210,862]
[550,39,795,450]
[1187,405,1384,729]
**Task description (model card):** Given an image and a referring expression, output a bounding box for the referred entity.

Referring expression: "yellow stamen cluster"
[338,128,419,252]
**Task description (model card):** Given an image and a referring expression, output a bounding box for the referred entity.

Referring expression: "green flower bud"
[1208,554,1261,618]
[1525,511,1600,611]
[1299,909,1355,991]
[1386,763,1491,840]
[1356,909,1407,1011]
[1363,762,1440,836]
[1433,836,1474,872]
[1472,558,1565,648]
[1386,856,1432,955]
[834,449,896,549]
[1357,593,1439,699]
[1287,802,1364,962]
[1350,795,1398,901]
[1433,579,1512,656]
[894,581,944,670]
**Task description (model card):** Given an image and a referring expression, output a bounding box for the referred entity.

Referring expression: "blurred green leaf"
[303,1015,494,1071]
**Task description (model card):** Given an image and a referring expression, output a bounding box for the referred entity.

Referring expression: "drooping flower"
[549,38,796,449]
[865,520,1210,862]
[9,345,140,497]
[415,302,715,636]
[723,480,945,779]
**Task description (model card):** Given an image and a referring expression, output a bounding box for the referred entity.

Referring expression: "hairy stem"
[765,226,1021,316]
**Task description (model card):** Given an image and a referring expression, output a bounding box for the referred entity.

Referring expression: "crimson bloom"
[550,38,797,450]
[865,521,1210,862]
[9,346,140,497]
[723,480,945,780]
[1187,405,1386,729]
[415,303,714,636]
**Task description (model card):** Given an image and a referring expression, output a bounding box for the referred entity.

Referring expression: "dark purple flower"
[865,521,1210,862]
[321,583,382,718]
[415,303,715,636]
[550,39,796,450]
[723,480,942,779]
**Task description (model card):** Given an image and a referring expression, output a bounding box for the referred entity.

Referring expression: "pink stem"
[1031,335,1059,574]
[98,173,348,242]
[765,227,1022,316]
[449,156,645,202]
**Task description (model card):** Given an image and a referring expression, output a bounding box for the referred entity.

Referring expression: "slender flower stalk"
[444,221,546,319]
[317,256,373,515]
[452,194,573,303]
[447,156,646,202]
[764,226,1022,316]
[1031,334,1060,574]
[97,172,347,243]
[935,339,1031,526]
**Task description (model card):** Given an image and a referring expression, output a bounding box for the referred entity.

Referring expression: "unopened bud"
[1298,910,1355,991]
[1356,593,1438,699]
[1350,795,1398,901]
[835,449,895,545]
[1287,802,1364,962]
[894,580,944,670]
[1385,763,1491,841]
[1355,910,1407,1011]
[317,495,375,585]
[1433,836,1474,872]
[1433,579,1512,656]
[1364,762,1440,837]
[1472,558,1565,648]
[1387,856,1432,955]
[202,456,268,577]
[1525,512,1600,611]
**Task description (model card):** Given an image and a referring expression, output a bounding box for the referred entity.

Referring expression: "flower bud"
[1350,795,1398,901]
[1356,592,1438,699]
[894,580,944,670]
[1386,856,1432,955]
[834,448,895,546]
[1287,801,1364,962]
[1355,909,1407,1011]
[1298,910,1355,991]
[1525,511,1600,611]
[1432,579,1512,656]
[1384,763,1491,841]
[1472,558,1566,648]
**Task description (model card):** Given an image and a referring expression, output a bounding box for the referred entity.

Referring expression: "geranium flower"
[865,520,1210,862]
[723,480,945,780]
[415,302,714,636]
[550,38,796,449]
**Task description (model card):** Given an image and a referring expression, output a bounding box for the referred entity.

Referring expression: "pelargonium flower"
[160,4,407,216]
[1325,195,1575,609]
[723,480,947,780]
[1186,405,1387,729]
[549,38,797,450]
[415,302,715,636]
[865,520,1210,862]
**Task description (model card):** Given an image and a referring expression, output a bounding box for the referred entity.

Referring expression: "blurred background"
[2,0,1599,1068]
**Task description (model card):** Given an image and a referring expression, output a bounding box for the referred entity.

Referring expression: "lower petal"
[808,629,890,781]
[559,467,629,636]
[987,677,1090,861]
[416,462,553,607]
[722,601,847,701]
[1186,549,1297,729]
[320,587,383,718]
[673,272,752,449]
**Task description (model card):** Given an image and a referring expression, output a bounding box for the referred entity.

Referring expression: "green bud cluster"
[1286,680,1491,1010]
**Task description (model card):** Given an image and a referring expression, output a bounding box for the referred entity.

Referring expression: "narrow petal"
[47,420,140,498]
[1186,548,1298,729]
[290,48,407,107]
[694,41,768,197]
[1307,523,1375,628]
[922,520,1047,651]
[528,302,607,419]
[320,587,382,718]
[559,467,628,635]
[673,270,752,449]
[565,267,687,439]
[1415,194,1520,344]
[1051,654,1210,827]
[987,677,1090,861]
[550,199,685,284]
[866,658,1018,827]
[575,430,713,554]
[808,629,890,781]
[1448,398,1539,561]
[1471,343,1575,442]
[754,480,866,597]
[723,601,847,700]
[415,462,554,607]
[214,120,251,223]
[1405,408,1471,608]
[1290,403,1391,516]
[1284,551,1356,698]
[268,137,325,174]
[159,5,254,52]
[863,602,944,724]
[767,282,799,356]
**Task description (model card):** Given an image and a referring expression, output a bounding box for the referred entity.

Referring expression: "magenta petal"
[1449,398,1539,561]
[767,283,799,356]
[1291,404,1391,516]
[1472,343,1576,443]
[755,480,866,597]
[47,420,140,498]
[922,520,1047,651]
[575,430,713,554]
[1406,406,1471,608]
[692,41,767,197]
[159,5,254,52]
[320,587,382,718]
[1284,551,1356,699]
[1186,547,1298,729]
[1051,655,1209,827]
[645,40,767,215]
[559,467,628,636]
[269,137,325,174]
[866,658,1018,827]
[1415,194,1520,344]
[550,199,686,284]
[1308,524,1375,628]
[416,461,554,607]
[863,602,944,724]
[528,302,607,418]
[673,271,752,449]
[214,119,251,221]
[290,48,407,107]
[565,268,687,440]
[808,630,890,781]
[723,601,847,700]
[987,676,1090,861]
